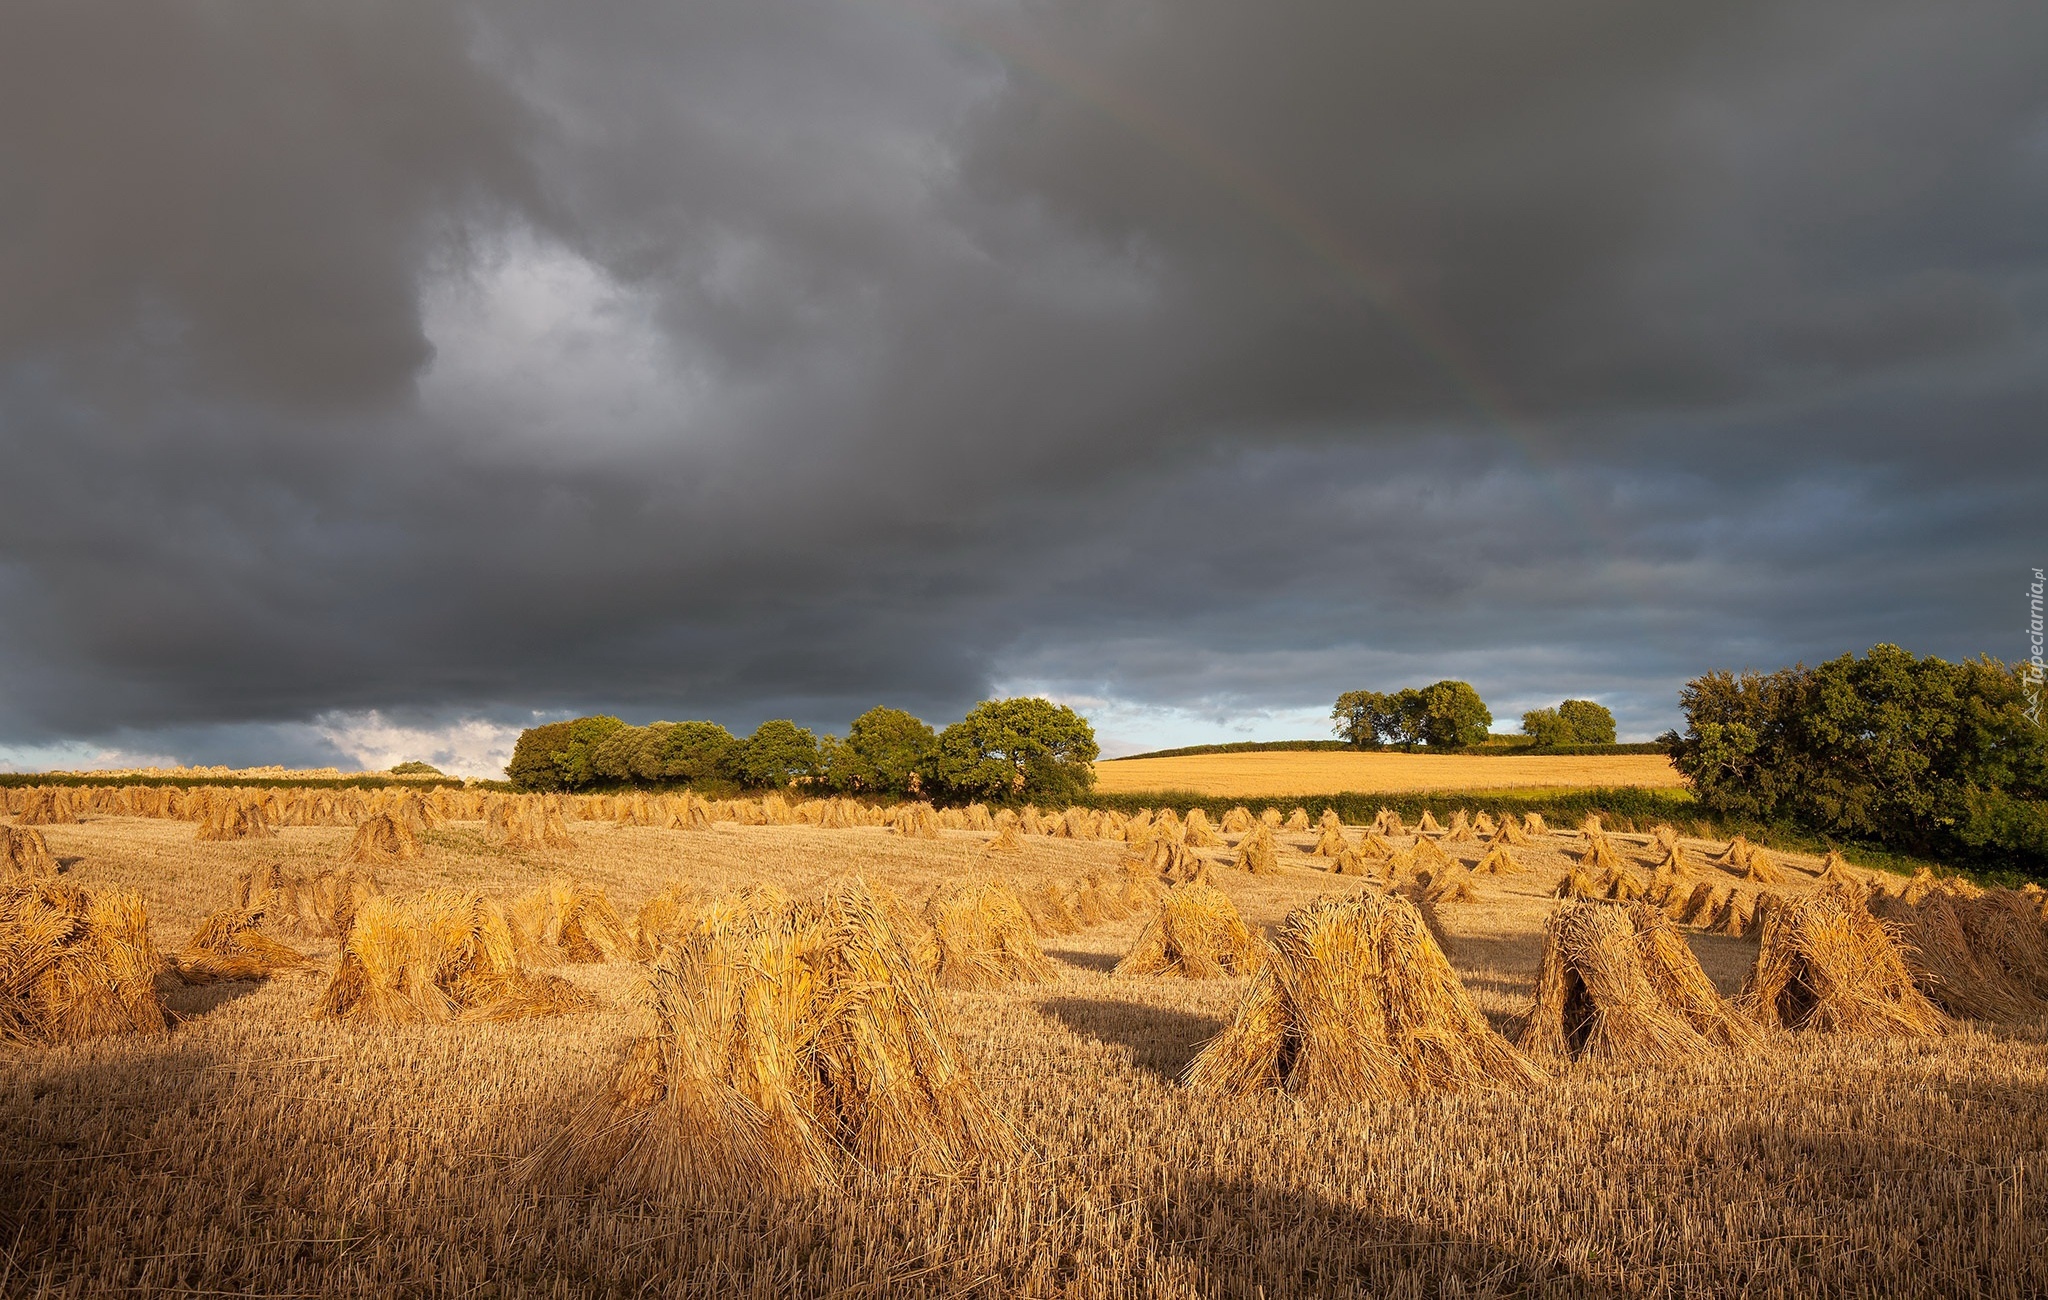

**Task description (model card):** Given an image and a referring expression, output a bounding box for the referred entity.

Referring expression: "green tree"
[388,760,443,776]
[1672,644,2048,869]
[1331,690,1399,747]
[933,697,1098,802]
[1558,699,1617,744]
[1405,681,1492,747]
[832,706,938,795]
[505,715,628,790]
[587,723,650,781]
[1521,708,1574,747]
[650,720,739,782]
[731,719,821,788]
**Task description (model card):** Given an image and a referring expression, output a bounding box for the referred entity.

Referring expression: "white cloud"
[0,740,183,774]
[417,228,711,461]
[312,711,522,779]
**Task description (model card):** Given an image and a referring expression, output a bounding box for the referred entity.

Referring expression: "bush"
[507,716,628,791]
[1522,699,1617,747]
[1520,709,1574,748]
[1671,644,2048,872]
[1558,700,1617,745]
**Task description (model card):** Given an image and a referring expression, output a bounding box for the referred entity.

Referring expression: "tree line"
[510,642,2044,873]
[1330,681,1615,748]
[507,697,1099,802]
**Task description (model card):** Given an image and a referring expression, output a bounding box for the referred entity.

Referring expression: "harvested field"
[1093,750,1686,796]
[0,809,2043,1295]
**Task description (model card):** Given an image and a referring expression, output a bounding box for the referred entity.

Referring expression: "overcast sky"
[2,1,2043,776]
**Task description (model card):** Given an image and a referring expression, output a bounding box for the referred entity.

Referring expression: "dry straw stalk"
[1114,883,1264,978]
[314,889,595,1024]
[1184,889,1539,1100]
[530,879,1017,1202]
[1739,885,1945,1036]
[923,882,1054,989]
[0,880,169,1044]
[1517,901,1757,1067]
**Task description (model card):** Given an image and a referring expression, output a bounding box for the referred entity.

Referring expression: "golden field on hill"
[1094,749,1688,796]
[3,809,2046,1296]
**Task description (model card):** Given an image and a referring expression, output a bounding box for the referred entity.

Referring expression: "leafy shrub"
[1671,644,2048,871]
[506,716,627,791]
[1522,699,1617,747]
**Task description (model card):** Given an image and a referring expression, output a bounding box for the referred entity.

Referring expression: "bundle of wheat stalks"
[486,796,576,849]
[531,878,1017,1200]
[232,862,381,938]
[314,889,595,1024]
[345,812,419,865]
[1233,824,1281,875]
[194,796,273,842]
[1422,861,1479,905]
[170,906,316,983]
[511,878,634,965]
[981,821,1024,855]
[887,801,941,840]
[1517,901,1757,1066]
[12,786,72,826]
[1114,883,1264,978]
[2,825,58,877]
[0,879,169,1043]
[1143,835,1210,885]
[1868,886,2048,1022]
[1184,890,1539,1099]
[923,881,1054,989]
[1739,884,1945,1035]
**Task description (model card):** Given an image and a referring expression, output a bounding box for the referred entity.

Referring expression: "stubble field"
[1091,751,1687,797]
[2,811,2045,1297]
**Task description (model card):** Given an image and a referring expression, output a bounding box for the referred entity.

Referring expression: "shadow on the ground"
[160,974,284,1021]
[1044,948,1119,974]
[1138,1174,1632,1299]
[1038,996,1226,1083]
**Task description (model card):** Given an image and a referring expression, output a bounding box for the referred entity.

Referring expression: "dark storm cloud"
[1,0,2043,768]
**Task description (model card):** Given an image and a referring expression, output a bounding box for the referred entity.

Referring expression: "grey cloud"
[0,0,2043,766]
[0,0,537,408]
